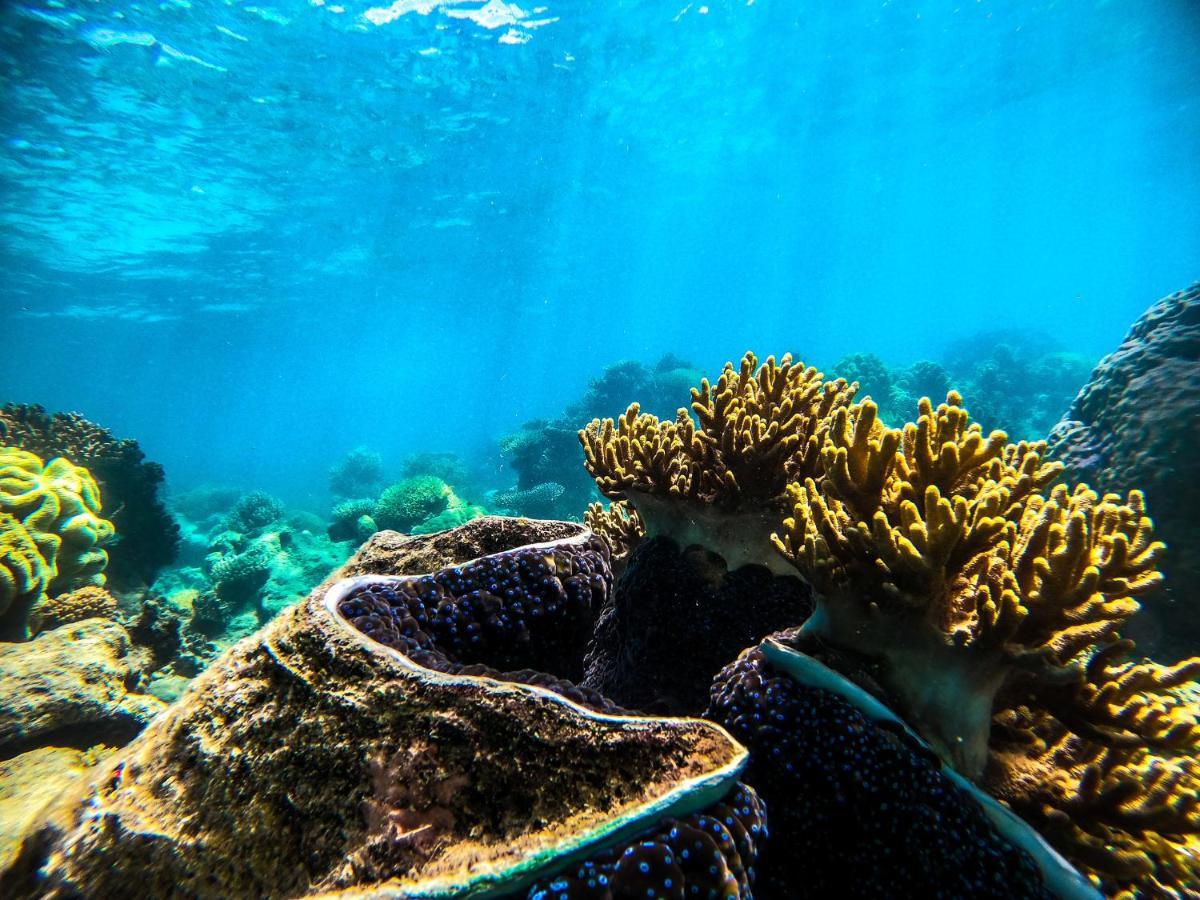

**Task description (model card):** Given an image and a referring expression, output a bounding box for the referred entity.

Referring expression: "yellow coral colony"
[584,500,645,560]
[0,447,114,640]
[771,393,1200,897]
[579,352,857,570]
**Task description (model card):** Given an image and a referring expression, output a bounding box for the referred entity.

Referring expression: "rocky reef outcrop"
[1048,283,1200,661]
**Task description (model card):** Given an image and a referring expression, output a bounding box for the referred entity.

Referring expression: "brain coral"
[0,512,48,641]
[0,404,178,589]
[0,448,115,640]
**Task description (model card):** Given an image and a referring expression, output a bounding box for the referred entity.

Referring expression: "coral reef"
[222,489,286,534]
[328,446,385,499]
[580,345,1200,896]
[0,404,179,589]
[580,351,857,570]
[583,536,813,715]
[833,339,1091,440]
[373,475,454,532]
[27,585,118,635]
[326,496,378,543]
[3,519,754,899]
[940,332,1094,441]
[834,352,901,422]
[0,619,165,759]
[500,419,594,520]
[207,536,274,610]
[0,448,115,640]
[155,490,356,672]
[1048,283,1200,662]
[492,480,566,519]
[493,354,704,523]
[401,451,476,494]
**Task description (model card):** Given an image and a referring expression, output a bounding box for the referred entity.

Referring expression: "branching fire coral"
[770,392,1200,897]
[579,353,856,569]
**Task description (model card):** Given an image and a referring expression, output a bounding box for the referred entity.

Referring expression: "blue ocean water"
[2,0,1198,507]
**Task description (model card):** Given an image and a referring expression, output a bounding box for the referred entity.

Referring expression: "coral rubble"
[4,518,757,900]
[0,405,179,590]
[1048,283,1200,662]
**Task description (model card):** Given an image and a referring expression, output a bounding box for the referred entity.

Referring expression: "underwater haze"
[2,0,1199,504]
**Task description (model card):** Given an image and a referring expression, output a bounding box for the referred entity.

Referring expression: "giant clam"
[3,519,760,899]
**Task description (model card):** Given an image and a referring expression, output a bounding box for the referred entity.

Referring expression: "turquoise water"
[2,0,1198,504]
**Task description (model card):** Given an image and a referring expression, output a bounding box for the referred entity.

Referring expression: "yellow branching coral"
[579,353,855,569]
[584,500,645,560]
[772,393,1200,896]
[0,446,115,640]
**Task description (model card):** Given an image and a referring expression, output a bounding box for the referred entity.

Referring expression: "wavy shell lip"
[759,637,1101,900]
[320,534,750,899]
